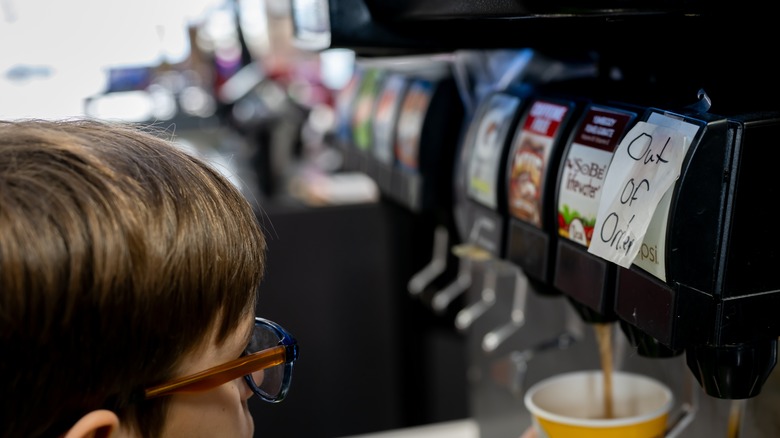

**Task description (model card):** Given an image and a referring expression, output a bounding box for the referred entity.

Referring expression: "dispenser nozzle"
[686,339,778,399]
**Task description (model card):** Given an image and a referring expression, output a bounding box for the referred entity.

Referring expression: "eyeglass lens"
[247,322,285,400]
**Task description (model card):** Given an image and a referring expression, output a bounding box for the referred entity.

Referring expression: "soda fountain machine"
[289,0,780,436]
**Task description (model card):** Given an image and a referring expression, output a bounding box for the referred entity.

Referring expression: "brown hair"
[0,119,267,437]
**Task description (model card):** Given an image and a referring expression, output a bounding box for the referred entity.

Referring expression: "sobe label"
[557,106,634,246]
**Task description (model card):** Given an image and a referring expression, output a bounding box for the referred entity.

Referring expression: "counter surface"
[340,419,479,438]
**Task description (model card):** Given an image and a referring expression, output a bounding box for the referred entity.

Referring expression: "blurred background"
[1,1,469,437]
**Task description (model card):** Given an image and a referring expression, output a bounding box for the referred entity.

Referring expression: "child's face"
[155,315,258,438]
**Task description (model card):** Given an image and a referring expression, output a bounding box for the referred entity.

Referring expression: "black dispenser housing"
[614,108,780,398]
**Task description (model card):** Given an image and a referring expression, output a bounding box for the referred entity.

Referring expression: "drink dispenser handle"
[455,263,498,331]
[430,253,473,314]
[408,225,450,296]
[430,218,495,313]
[482,266,528,352]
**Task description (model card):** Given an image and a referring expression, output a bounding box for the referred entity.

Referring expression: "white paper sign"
[587,121,688,267]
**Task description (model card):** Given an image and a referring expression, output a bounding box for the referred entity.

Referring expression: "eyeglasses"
[144,317,298,403]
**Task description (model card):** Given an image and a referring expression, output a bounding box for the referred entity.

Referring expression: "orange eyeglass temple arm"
[145,345,287,399]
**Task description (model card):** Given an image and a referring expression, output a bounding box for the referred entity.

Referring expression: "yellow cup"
[523,370,673,438]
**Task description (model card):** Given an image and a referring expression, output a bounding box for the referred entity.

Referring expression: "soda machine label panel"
[395,79,434,172]
[466,93,521,209]
[352,68,383,151]
[373,73,407,165]
[507,99,570,227]
[588,119,689,270]
[335,69,362,144]
[631,112,700,281]
[557,106,635,246]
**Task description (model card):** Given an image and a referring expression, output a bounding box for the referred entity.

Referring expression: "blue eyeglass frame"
[144,317,298,402]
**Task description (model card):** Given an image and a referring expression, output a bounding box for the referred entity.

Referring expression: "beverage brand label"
[467,93,521,209]
[557,106,634,246]
[630,112,700,280]
[507,100,570,227]
[352,69,382,151]
[373,74,407,165]
[335,71,361,141]
[395,79,433,172]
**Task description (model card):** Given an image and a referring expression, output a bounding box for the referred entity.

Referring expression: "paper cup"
[524,370,673,438]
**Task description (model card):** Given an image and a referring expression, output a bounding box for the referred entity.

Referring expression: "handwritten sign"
[587,121,688,268]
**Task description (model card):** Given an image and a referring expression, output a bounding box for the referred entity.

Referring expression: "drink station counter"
[343,419,479,438]
[290,1,780,437]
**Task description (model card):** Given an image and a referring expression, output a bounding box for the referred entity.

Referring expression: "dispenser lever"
[431,218,494,314]
[482,267,528,352]
[408,225,450,296]
[430,256,472,314]
[455,267,498,331]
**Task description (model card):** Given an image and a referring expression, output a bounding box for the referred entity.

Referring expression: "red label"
[523,100,568,137]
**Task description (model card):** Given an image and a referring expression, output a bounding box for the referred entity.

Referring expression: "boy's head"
[0,119,269,437]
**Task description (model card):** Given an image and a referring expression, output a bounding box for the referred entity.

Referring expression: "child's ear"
[63,410,120,438]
